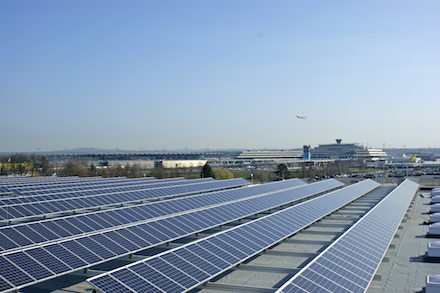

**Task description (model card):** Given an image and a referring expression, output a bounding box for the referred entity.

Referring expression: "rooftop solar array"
[276,179,419,293]
[0,177,105,195]
[6,178,185,198]
[0,178,191,207]
[0,179,342,292]
[0,176,137,195]
[6,177,161,196]
[87,179,380,293]
[0,178,307,253]
[0,178,250,222]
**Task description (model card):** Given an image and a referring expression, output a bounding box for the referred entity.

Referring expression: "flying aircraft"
[296,115,306,119]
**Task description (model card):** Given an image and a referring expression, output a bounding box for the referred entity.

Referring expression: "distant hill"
[0,147,247,155]
[1,147,437,156]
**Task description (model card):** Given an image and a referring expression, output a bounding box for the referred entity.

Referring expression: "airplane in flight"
[296,115,306,119]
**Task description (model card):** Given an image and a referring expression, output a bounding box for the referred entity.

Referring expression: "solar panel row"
[0,178,306,253]
[0,178,250,221]
[87,179,380,293]
[7,178,186,199]
[8,177,160,196]
[0,176,104,186]
[0,178,191,206]
[0,177,158,197]
[276,179,419,293]
[0,177,127,195]
[0,179,341,292]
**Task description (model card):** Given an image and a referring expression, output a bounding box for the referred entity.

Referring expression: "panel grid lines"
[276,180,419,293]
[0,179,309,254]
[0,179,342,293]
[87,180,380,293]
[0,178,250,221]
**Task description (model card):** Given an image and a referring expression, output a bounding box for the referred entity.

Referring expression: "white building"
[311,139,387,161]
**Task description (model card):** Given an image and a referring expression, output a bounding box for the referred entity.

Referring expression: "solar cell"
[60,240,102,264]
[75,237,115,259]
[161,252,210,282]
[40,221,72,238]
[110,270,160,292]
[102,230,140,252]
[187,244,230,270]
[0,228,33,247]
[4,252,53,280]
[90,234,128,255]
[27,223,59,241]
[114,228,151,248]
[129,262,186,292]
[11,225,46,244]
[174,249,220,275]
[0,278,12,292]
[24,247,71,274]
[0,257,34,287]
[43,244,88,269]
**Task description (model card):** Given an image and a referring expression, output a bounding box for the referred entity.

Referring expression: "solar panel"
[0,178,250,221]
[0,179,340,292]
[0,178,305,253]
[12,177,163,196]
[1,177,150,197]
[0,178,199,209]
[275,179,419,293]
[0,178,196,209]
[87,180,380,293]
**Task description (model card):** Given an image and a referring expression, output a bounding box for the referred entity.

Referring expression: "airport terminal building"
[311,139,387,161]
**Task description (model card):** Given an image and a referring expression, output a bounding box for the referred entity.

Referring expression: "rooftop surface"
[20,181,435,293]
[366,189,439,293]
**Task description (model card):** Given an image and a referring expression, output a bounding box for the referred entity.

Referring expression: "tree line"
[1,154,52,176]
[1,154,351,181]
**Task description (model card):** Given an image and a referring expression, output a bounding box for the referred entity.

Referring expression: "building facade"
[311,139,387,161]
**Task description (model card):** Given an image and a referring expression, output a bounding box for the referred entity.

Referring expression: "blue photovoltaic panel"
[1,177,162,198]
[0,178,250,221]
[276,179,418,293]
[110,269,162,292]
[0,257,35,287]
[4,252,53,281]
[88,180,380,293]
[88,274,136,292]
[129,262,186,292]
[43,244,88,269]
[0,178,215,213]
[0,279,12,292]
[24,247,71,274]
[0,178,306,253]
[0,179,337,292]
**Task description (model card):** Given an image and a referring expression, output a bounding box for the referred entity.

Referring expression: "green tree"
[275,164,291,179]
[126,163,142,178]
[89,163,97,176]
[41,156,53,176]
[214,167,234,180]
[201,163,215,178]
[62,159,88,176]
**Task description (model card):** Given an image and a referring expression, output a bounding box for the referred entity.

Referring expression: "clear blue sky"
[1,0,439,152]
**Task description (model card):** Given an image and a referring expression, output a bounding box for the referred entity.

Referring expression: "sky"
[1,0,439,152]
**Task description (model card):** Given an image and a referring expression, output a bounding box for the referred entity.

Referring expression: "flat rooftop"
[20,182,438,293]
